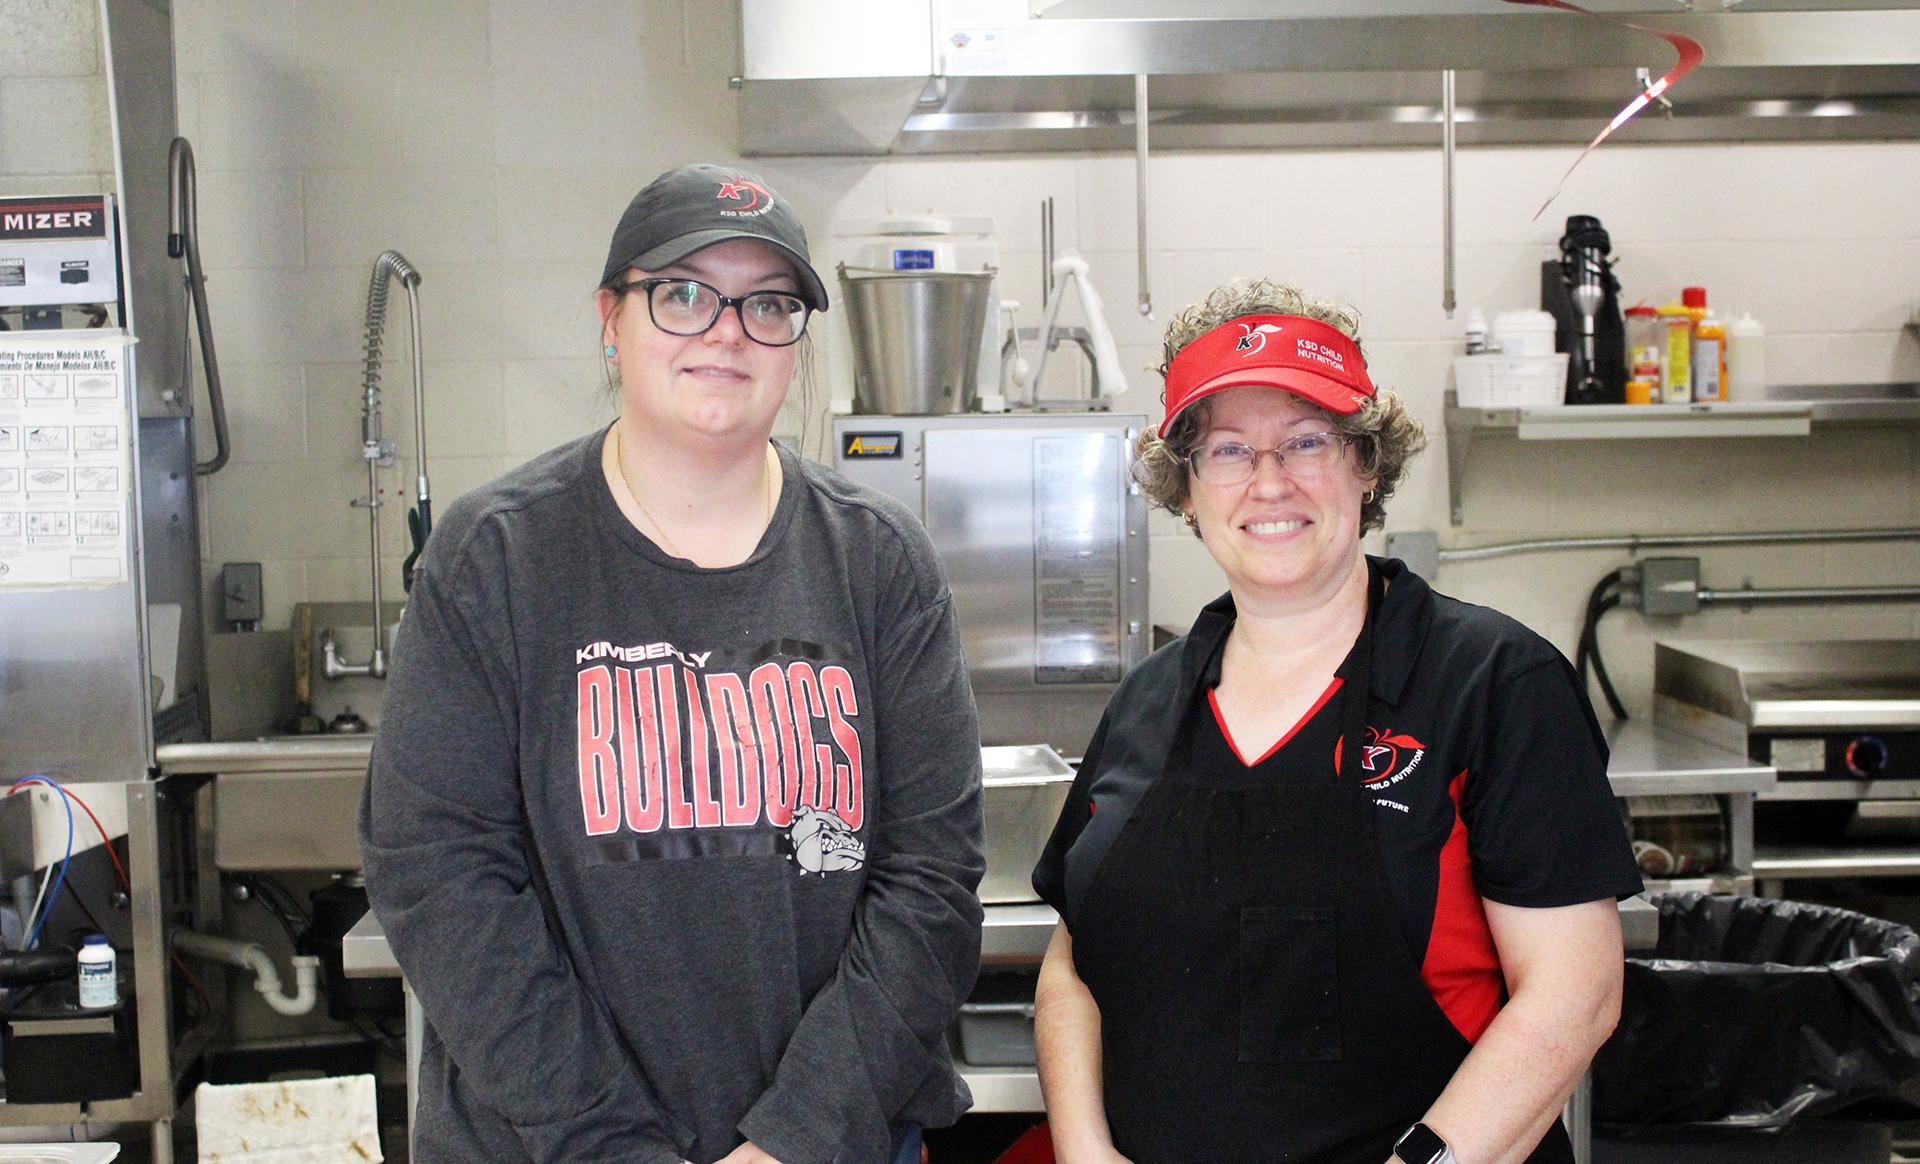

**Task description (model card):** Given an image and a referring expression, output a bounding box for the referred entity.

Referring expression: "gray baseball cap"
[601,163,828,311]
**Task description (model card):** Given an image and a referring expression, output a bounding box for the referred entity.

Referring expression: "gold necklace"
[610,437,776,561]
[762,444,778,524]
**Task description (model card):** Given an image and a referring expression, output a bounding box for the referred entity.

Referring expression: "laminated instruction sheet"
[0,329,135,588]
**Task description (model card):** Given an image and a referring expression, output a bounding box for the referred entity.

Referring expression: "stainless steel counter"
[157,736,376,773]
[343,907,399,978]
[1602,720,1776,797]
[342,894,1657,1121]
[343,906,1053,1111]
[1605,719,1774,898]
[330,725,1728,1119]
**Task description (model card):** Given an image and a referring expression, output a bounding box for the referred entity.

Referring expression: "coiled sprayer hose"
[361,250,430,591]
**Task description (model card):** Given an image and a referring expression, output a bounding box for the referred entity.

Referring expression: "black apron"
[1072,568,1573,1164]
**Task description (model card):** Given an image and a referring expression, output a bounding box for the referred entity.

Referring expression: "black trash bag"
[1592,892,1920,1130]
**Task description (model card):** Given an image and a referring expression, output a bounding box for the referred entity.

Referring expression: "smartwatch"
[1393,1122,1455,1164]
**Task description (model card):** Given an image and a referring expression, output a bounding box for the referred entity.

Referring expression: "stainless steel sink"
[157,738,375,871]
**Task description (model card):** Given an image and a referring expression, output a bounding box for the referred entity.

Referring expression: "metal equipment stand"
[0,783,192,1163]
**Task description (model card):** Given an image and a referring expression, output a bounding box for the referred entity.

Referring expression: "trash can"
[1592,892,1920,1130]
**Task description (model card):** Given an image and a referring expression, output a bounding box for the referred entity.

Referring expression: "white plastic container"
[0,1147,120,1162]
[1463,307,1489,354]
[1727,313,1767,401]
[1454,353,1569,407]
[1492,309,1559,357]
[77,933,116,1008]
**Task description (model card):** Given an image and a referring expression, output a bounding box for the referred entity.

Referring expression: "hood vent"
[738,3,1920,155]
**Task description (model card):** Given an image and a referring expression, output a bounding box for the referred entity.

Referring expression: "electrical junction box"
[221,561,265,625]
[0,194,120,309]
[1640,557,1703,617]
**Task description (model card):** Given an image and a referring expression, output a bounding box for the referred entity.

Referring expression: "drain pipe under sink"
[172,929,320,1017]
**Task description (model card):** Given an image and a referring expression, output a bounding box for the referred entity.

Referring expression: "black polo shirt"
[1033,558,1642,1042]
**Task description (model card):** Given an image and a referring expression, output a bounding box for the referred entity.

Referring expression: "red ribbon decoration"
[1503,0,1706,219]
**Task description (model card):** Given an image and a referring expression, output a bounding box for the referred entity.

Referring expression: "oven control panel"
[1755,732,1918,783]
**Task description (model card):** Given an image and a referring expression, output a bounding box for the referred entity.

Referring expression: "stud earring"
[1182,512,1199,532]
[605,345,617,359]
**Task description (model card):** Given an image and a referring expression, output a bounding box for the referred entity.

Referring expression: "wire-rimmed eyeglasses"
[617,277,812,347]
[1187,431,1350,485]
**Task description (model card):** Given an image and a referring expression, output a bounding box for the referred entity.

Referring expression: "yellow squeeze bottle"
[1693,310,1727,403]
[1657,300,1692,405]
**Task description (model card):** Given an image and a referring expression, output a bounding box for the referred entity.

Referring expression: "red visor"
[1160,314,1374,437]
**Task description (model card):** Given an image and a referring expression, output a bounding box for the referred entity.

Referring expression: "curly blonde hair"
[1135,278,1426,535]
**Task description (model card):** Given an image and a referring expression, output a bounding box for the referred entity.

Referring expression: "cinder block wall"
[10,0,1916,722]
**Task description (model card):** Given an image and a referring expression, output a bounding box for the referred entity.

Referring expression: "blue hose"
[8,776,75,951]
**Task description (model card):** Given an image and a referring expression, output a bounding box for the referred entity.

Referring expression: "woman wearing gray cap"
[361,164,985,1164]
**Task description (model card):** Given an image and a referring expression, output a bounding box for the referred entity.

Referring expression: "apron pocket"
[1238,905,1341,1063]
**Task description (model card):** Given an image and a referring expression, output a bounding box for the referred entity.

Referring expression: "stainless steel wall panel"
[0,586,152,782]
[925,428,1043,687]
[1030,432,1124,686]
[139,416,207,741]
[0,357,155,781]
[976,689,1116,756]
[739,77,931,156]
[100,0,185,422]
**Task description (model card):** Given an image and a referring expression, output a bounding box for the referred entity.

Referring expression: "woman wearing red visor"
[1031,280,1640,1164]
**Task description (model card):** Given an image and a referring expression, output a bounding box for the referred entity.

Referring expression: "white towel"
[1048,254,1131,398]
[194,1075,383,1164]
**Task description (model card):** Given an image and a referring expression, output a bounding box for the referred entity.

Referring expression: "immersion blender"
[1542,215,1626,405]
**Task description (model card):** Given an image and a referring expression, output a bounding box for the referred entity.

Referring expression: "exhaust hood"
[737,1,1920,155]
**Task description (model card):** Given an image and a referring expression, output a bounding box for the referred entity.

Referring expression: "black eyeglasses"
[617,278,812,347]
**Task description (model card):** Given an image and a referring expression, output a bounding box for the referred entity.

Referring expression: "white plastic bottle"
[1727,313,1767,402]
[77,933,117,1008]
[1464,307,1488,354]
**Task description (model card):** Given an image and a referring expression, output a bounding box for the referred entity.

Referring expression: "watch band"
[1393,1122,1454,1164]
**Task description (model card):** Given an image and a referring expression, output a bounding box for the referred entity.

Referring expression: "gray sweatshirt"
[360,432,985,1164]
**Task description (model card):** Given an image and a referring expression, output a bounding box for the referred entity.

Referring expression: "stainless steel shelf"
[958,1068,1044,1114]
[1442,389,1920,525]
[1754,846,1920,879]
[1640,873,1755,897]
[983,902,1058,963]
[1604,721,1777,797]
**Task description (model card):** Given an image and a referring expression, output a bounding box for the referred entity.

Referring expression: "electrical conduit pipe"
[171,929,320,1017]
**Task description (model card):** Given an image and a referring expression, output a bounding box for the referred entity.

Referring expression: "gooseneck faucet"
[324,250,424,681]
